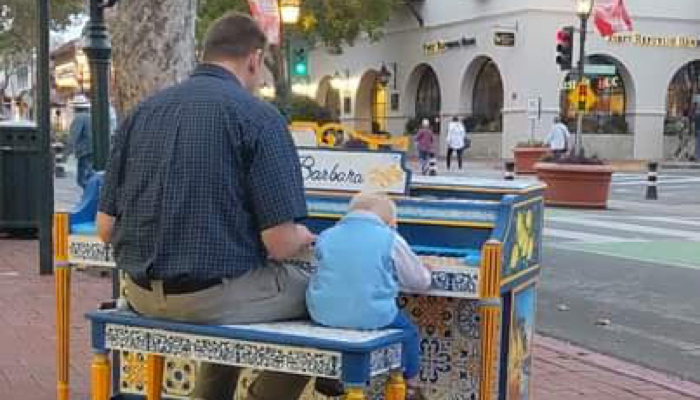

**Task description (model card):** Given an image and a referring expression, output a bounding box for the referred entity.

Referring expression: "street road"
[538,169,700,382]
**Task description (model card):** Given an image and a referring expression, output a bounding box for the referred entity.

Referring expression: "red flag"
[593,0,633,37]
[248,0,281,45]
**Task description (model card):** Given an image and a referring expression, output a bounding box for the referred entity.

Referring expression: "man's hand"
[262,222,317,261]
[96,212,115,243]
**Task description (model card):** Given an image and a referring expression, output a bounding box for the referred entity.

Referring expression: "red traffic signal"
[556,26,574,71]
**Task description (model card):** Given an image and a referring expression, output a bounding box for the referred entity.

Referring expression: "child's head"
[349,192,397,227]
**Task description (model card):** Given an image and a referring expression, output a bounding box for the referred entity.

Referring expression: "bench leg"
[91,352,110,400]
[345,387,366,400]
[384,372,406,400]
[146,354,165,400]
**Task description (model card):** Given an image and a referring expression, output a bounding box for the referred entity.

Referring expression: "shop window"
[560,55,629,134]
[415,67,441,130]
[472,60,503,132]
[371,80,387,132]
[665,61,700,136]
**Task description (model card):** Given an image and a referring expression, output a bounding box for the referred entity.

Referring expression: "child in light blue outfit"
[307,193,432,398]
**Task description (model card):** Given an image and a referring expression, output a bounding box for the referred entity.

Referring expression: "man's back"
[100,65,306,283]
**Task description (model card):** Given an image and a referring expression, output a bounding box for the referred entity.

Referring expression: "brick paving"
[1,239,699,400]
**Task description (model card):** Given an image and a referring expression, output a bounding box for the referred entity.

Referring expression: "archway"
[316,76,341,121]
[559,54,635,134]
[665,61,700,159]
[460,56,504,132]
[355,69,387,133]
[405,64,442,132]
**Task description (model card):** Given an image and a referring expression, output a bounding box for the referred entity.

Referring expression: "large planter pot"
[535,162,614,209]
[513,147,551,174]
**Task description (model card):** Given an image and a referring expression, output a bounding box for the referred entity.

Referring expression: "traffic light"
[292,48,308,77]
[556,26,574,71]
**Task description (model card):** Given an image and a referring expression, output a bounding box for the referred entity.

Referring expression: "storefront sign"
[423,37,476,56]
[494,32,516,47]
[562,76,620,91]
[298,149,409,194]
[607,32,700,48]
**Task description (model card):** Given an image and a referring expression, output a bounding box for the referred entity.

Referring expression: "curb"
[536,335,700,399]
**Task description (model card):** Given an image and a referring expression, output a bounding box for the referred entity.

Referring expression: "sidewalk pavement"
[2,239,700,400]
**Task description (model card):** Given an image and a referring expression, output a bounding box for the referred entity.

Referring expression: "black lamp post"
[574,0,594,157]
[35,0,52,274]
[83,0,120,170]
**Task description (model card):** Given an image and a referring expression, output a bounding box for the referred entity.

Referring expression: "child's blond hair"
[348,192,397,226]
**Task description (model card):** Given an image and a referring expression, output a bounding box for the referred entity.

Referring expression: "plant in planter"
[513,140,551,175]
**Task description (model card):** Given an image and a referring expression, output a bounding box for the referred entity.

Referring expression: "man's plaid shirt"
[98,64,307,283]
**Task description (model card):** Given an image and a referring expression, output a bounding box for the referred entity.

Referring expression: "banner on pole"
[248,0,281,45]
[593,0,633,38]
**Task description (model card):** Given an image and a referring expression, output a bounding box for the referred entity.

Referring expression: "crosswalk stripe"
[544,228,645,243]
[634,216,700,228]
[549,217,700,241]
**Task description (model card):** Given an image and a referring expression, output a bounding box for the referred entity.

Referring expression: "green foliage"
[0,0,82,49]
[300,0,401,53]
[271,94,335,124]
[196,0,401,52]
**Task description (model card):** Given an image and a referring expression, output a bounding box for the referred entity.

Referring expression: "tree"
[197,0,401,104]
[108,0,197,115]
[0,0,82,115]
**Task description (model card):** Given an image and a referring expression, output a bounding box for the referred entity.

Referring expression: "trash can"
[0,121,41,236]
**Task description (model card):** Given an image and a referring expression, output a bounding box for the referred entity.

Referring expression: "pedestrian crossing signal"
[556,26,574,71]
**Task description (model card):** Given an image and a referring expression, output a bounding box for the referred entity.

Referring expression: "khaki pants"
[124,262,311,400]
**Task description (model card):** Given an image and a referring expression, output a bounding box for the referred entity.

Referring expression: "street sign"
[568,82,597,111]
[494,31,516,47]
[527,97,542,120]
[584,64,617,76]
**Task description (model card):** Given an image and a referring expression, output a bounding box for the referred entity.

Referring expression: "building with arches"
[306,0,700,160]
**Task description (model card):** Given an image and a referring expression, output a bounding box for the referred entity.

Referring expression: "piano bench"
[86,310,408,400]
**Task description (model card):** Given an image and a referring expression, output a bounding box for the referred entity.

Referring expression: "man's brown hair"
[202,12,267,62]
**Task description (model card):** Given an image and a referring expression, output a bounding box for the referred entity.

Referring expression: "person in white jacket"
[545,116,571,157]
[446,116,468,170]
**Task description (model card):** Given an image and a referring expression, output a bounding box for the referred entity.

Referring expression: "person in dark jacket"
[68,97,93,189]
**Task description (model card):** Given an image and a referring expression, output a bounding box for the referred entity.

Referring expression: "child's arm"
[392,234,432,291]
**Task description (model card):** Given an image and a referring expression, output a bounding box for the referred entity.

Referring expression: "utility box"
[0,121,41,235]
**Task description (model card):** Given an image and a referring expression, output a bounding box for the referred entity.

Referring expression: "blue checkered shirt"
[98,64,307,282]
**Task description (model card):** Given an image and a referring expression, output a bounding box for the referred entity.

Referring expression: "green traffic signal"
[292,48,308,77]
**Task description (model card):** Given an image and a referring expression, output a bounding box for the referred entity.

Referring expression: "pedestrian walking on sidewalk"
[545,116,571,157]
[446,116,469,170]
[96,12,315,400]
[68,96,93,189]
[415,119,435,175]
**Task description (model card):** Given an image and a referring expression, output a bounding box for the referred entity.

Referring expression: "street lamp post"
[574,0,594,157]
[36,0,52,274]
[279,0,301,115]
[82,0,119,170]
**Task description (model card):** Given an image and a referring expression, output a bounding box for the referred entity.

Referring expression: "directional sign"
[584,64,617,76]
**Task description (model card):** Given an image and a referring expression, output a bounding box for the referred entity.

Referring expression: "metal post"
[36,0,53,275]
[83,0,113,171]
[504,161,515,180]
[646,162,659,200]
[575,15,588,158]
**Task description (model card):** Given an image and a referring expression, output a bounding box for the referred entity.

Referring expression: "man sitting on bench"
[96,12,315,400]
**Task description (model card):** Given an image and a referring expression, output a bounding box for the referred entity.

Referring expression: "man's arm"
[261,222,315,261]
[392,234,432,291]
